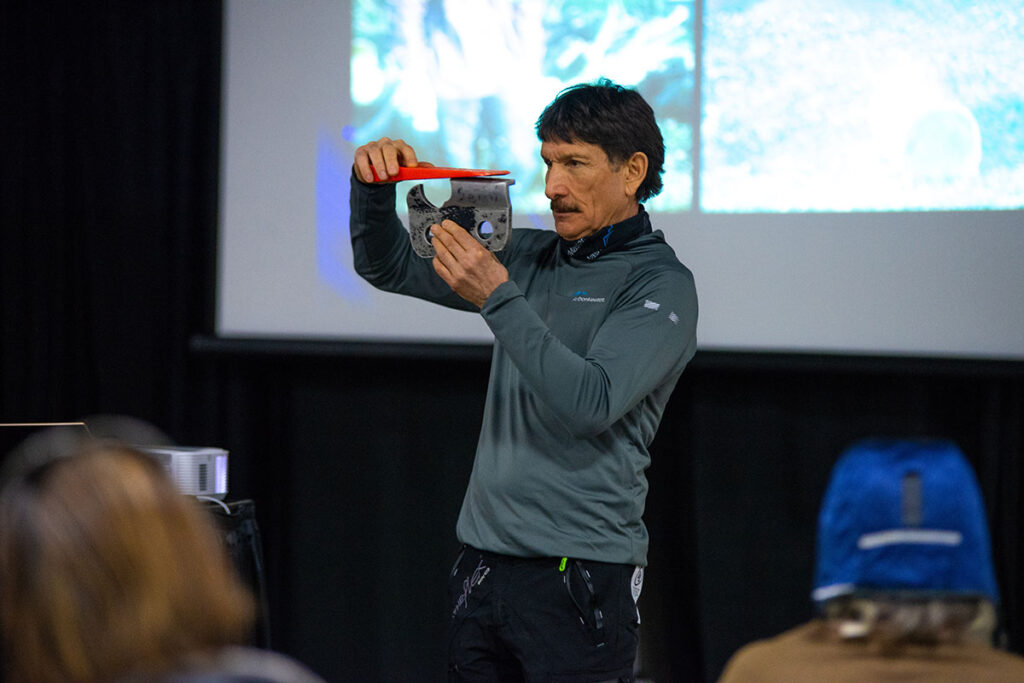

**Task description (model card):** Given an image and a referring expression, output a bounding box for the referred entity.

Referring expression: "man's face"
[541,139,640,241]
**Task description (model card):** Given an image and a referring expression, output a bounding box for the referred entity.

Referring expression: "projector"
[139,446,229,499]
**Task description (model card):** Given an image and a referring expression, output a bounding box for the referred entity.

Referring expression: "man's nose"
[544,169,565,199]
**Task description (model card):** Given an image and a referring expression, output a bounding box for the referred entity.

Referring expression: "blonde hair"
[0,442,255,683]
[825,595,997,646]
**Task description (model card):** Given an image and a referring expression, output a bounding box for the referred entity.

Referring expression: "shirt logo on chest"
[571,290,606,303]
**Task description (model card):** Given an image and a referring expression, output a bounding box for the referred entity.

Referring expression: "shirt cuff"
[481,280,523,316]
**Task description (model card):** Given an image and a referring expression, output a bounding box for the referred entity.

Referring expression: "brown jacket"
[719,620,1024,683]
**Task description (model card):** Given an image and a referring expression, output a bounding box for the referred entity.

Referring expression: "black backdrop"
[2,3,1021,682]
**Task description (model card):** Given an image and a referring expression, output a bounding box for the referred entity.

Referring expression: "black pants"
[447,546,641,683]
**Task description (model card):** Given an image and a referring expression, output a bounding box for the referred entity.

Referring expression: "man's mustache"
[550,202,579,213]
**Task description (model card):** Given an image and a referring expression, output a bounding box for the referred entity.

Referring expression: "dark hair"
[535,79,665,202]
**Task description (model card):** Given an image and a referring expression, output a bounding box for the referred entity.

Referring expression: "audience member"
[0,433,324,683]
[719,438,1024,682]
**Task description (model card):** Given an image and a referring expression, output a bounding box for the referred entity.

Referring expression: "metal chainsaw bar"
[406,177,515,258]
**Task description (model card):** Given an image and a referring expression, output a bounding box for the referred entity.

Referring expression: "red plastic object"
[370,166,510,182]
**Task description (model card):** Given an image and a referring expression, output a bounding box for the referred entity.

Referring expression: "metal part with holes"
[406,177,515,258]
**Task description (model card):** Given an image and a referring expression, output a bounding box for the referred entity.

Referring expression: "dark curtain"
[2,4,1021,682]
[1,1,219,429]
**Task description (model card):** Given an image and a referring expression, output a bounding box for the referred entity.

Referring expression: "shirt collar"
[560,206,652,261]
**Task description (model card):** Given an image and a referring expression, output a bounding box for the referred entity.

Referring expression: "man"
[719,438,1024,682]
[350,80,698,681]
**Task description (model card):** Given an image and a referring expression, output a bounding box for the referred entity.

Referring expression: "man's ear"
[622,151,648,198]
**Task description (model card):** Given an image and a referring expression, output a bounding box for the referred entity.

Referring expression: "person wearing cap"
[718,438,1024,683]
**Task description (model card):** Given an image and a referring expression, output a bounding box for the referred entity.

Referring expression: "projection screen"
[216,0,1024,360]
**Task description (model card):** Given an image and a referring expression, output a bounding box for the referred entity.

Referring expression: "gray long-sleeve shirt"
[350,176,697,565]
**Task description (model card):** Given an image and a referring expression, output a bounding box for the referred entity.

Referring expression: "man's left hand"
[430,220,509,309]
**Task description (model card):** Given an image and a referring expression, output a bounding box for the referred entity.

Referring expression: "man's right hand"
[353,137,431,183]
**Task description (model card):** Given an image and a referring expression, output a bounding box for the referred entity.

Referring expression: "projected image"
[702,0,1024,212]
[348,0,696,215]
[223,1,1024,355]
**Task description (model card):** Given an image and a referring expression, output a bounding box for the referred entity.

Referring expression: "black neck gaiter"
[560,206,652,261]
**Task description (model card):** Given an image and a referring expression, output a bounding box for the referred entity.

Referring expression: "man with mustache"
[350,79,698,682]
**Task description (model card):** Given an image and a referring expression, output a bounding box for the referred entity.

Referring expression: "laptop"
[0,422,92,456]
[0,422,94,477]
